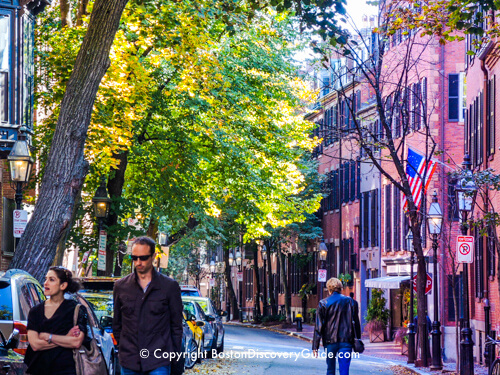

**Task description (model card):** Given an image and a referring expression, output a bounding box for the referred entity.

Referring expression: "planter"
[369,329,385,343]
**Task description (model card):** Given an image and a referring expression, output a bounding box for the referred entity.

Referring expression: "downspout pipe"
[439,42,446,357]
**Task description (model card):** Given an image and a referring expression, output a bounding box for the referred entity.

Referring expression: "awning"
[364,276,411,289]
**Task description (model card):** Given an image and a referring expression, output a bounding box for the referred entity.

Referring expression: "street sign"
[81,250,90,264]
[237,271,243,282]
[209,278,215,287]
[412,273,432,295]
[457,236,474,263]
[98,230,107,271]
[13,209,28,238]
[318,269,327,282]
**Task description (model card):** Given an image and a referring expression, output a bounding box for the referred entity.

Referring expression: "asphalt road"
[185,325,403,374]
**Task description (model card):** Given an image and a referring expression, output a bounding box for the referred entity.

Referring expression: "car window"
[18,284,32,321]
[195,300,209,314]
[35,284,46,302]
[80,294,113,323]
[183,302,196,318]
[195,303,207,320]
[0,281,13,320]
[77,296,99,329]
[27,283,40,306]
[181,291,200,296]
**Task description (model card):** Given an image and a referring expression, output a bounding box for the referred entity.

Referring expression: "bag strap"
[73,304,81,327]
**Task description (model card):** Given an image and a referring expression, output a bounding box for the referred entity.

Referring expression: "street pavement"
[185,325,413,374]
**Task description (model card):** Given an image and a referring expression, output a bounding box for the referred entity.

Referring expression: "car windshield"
[183,302,196,318]
[79,293,113,322]
[0,282,13,320]
[181,291,200,296]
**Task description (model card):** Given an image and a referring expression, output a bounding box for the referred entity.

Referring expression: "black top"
[24,299,88,375]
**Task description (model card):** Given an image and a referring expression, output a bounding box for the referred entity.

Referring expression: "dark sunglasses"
[131,254,152,261]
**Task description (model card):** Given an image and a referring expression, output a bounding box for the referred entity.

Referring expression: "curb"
[225,321,429,375]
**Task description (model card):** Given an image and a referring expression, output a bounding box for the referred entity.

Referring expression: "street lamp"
[406,229,416,364]
[318,239,328,300]
[8,127,34,249]
[235,249,243,322]
[261,244,269,316]
[92,177,111,276]
[455,154,478,375]
[427,191,443,370]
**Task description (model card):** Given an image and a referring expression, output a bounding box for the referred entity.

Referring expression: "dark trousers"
[325,342,353,375]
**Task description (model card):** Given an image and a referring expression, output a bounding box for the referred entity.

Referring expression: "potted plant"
[364,288,390,342]
[394,324,409,355]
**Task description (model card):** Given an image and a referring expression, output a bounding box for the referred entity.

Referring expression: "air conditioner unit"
[353,216,360,227]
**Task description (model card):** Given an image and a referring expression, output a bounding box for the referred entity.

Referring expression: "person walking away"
[313,278,361,375]
[25,266,88,375]
[113,236,183,375]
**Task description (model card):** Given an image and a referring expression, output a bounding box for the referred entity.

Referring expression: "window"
[487,76,495,157]
[474,227,484,299]
[370,189,378,247]
[487,226,496,277]
[449,73,466,122]
[447,177,459,221]
[360,189,380,248]
[393,188,401,250]
[22,15,35,128]
[385,185,392,251]
[0,14,9,124]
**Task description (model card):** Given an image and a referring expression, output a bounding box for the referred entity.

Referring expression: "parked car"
[66,293,117,375]
[182,296,226,353]
[180,285,201,297]
[181,313,199,369]
[0,329,25,375]
[182,300,215,359]
[0,269,46,357]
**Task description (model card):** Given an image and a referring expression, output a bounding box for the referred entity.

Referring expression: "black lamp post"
[318,239,328,300]
[236,249,243,322]
[428,190,443,370]
[261,244,269,316]
[455,154,477,375]
[92,177,111,276]
[406,229,416,364]
[8,127,34,248]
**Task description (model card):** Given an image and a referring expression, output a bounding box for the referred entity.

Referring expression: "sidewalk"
[225,321,488,375]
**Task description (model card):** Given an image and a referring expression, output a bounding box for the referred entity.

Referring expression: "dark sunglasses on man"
[130,254,152,261]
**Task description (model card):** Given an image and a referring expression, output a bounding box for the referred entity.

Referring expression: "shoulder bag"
[350,301,365,354]
[73,304,108,375]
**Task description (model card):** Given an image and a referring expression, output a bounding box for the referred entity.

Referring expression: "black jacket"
[312,292,362,350]
[113,269,183,372]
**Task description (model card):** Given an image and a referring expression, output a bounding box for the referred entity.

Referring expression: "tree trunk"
[267,239,277,316]
[60,0,72,27]
[52,192,82,267]
[76,0,89,26]
[252,244,261,317]
[113,242,127,277]
[277,241,291,324]
[105,151,129,276]
[9,0,130,281]
[224,247,238,321]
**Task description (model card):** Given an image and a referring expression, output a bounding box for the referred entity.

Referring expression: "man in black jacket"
[313,278,361,375]
[113,236,183,375]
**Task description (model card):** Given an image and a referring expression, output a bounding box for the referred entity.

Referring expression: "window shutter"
[350,161,355,200]
[371,189,378,247]
[421,77,427,128]
[393,188,401,250]
[449,74,460,121]
[363,192,369,248]
[488,76,496,156]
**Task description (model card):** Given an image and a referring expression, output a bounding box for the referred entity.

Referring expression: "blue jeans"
[121,365,171,375]
[325,342,353,375]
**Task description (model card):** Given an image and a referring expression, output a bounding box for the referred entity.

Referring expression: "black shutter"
[371,189,378,247]
[350,161,355,200]
[343,163,349,203]
[333,169,339,209]
[421,77,427,128]
[488,226,496,277]
[449,73,460,121]
[356,160,361,199]
[394,188,400,250]
[363,192,369,248]
[489,76,495,155]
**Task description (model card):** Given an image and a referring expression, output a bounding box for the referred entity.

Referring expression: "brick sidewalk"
[225,321,489,374]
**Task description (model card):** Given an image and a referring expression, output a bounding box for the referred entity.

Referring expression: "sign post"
[97,230,107,271]
[318,269,327,282]
[13,209,28,238]
[413,273,433,295]
[457,236,474,263]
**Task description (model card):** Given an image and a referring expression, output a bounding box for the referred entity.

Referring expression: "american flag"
[403,147,437,211]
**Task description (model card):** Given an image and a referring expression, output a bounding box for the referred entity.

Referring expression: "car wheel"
[185,339,198,369]
[208,334,217,358]
[108,352,115,375]
[217,337,224,354]
[196,336,204,364]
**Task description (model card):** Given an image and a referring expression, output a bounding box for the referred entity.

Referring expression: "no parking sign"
[457,236,474,263]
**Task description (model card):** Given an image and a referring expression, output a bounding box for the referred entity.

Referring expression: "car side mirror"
[206,315,216,322]
[196,321,205,327]
[5,329,19,350]
[188,313,196,322]
[220,311,228,317]
[100,315,113,328]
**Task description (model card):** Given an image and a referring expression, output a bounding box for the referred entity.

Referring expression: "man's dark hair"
[350,292,354,298]
[133,236,156,255]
